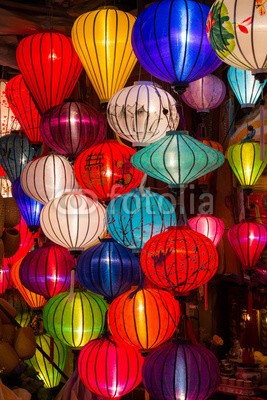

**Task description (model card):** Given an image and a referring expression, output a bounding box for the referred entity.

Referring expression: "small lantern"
[0,79,20,136]
[188,214,225,247]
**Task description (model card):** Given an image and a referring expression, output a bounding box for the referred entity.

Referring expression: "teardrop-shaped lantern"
[107,81,179,147]
[16,32,83,113]
[197,139,223,186]
[131,130,225,187]
[188,214,225,247]
[72,7,137,103]
[0,79,20,136]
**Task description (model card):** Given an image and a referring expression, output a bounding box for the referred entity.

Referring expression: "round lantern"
[43,289,108,348]
[106,188,176,250]
[131,130,225,187]
[188,214,225,247]
[107,81,179,147]
[107,286,180,351]
[0,264,11,294]
[5,74,42,144]
[78,336,143,398]
[16,32,83,113]
[143,340,220,400]
[132,0,222,92]
[40,192,106,251]
[40,100,107,159]
[74,140,144,202]
[77,238,141,302]
[72,7,137,103]
[228,220,267,270]
[0,79,20,136]
[197,138,224,186]
[140,226,218,295]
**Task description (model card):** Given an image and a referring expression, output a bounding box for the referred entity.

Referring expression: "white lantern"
[0,79,20,136]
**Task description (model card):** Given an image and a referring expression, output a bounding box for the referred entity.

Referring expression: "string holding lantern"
[0,79,20,136]
[188,214,225,247]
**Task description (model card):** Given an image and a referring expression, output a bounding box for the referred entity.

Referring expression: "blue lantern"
[77,238,142,302]
[132,0,221,92]
[106,188,176,251]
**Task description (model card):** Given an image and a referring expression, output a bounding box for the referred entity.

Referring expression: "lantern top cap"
[166,130,189,136]
[133,81,161,88]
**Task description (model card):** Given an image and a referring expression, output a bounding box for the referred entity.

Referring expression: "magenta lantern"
[188,214,225,247]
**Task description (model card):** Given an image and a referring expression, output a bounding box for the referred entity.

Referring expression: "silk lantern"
[16,32,83,113]
[72,7,137,103]
[198,138,224,186]
[0,79,20,136]
[188,214,225,247]
[78,336,143,398]
[107,81,179,146]
[106,188,176,250]
[43,289,108,348]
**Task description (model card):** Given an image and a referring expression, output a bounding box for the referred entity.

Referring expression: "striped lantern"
[197,139,224,186]
[0,79,20,136]
[188,214,225,247]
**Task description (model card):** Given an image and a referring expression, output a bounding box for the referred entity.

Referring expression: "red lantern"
[198,139,223,186]
[16,32,83,114]
[188,214,225,247]
[74,140,144,202]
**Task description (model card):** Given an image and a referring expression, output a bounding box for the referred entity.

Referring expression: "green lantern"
[131,130,225,187]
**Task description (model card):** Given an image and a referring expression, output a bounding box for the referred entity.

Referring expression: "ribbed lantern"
[0,79,20,136]
[228,220,267,270]
[188,214,225,247]
[107,286,180,351]
[74,140,144,202]
[78,336,144,398]
[40,100,107,159]
[140,226,218,295]
[43,289,108,348]
[131,131,225,187]
[16,32,83,113]
[198,139,224,186]
[132,0,221,92]
[72,7,137,103]
[107,81,179,147]
[5,74,42,144]
[143,340,220,400]
[106,188,176,250]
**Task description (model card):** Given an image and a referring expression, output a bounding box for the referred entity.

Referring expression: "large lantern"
[143,340,220,400]
[0,79,20,136]
[43,289,108,348]
[197,138,224,186]
[72,7,137,103]
[16,32,83,114]
[106,188,176,250]
[107,81,179,147]
[78,336,144,398]
[188,214,225,247]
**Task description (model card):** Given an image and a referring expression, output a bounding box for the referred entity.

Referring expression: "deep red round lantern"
[78,336,144,398]
[16,32,83,114]
[188,214,225,247]
[74,140,144,202]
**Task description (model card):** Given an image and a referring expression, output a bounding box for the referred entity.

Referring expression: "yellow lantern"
[71,7,137,103]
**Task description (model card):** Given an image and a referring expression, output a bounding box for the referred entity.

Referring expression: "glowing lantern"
[188,214,225,247]
[197,139,224,186]
[16,32,83,113]
[107,81,179,147]
[72,7,137,103]
[78,336,143,398]
[0,79,20,136]
[228,220,267,270]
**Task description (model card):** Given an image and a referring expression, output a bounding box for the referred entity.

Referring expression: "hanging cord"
[260,90,265,161]
[68,251,81,302]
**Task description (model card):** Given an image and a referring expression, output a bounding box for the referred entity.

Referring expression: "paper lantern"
[5,74,42,144]
[188,214,225,247]
[131,130,225,187]
[0,79,20,136]
[40,100,107,159]
[107,81,179,147]
[132,0,221,92]
[16,32,83,113]
[43,289,108,348]
[108,286,180,351]
[78,336,143,398]
[74,140,144,202]
[72,7,137,103]
[106,188,176,250]
[197,139,224,186]
[228,220,267,270]
[77,238,141,302]
[140,226,218,295]
[40,192,106,251]
[143,340,220,400]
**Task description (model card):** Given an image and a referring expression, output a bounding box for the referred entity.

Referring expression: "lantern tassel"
[68,267,76,303]
[139,173,147,195]
[260,99,265,161]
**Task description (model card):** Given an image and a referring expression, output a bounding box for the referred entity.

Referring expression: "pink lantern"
[188,214,225,247]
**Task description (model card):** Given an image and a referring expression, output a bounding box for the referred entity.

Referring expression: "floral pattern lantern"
[0,79,20,136]
[188,214,225,247]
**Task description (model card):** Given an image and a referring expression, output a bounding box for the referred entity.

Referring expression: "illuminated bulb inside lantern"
[106,169,113,178]
[49,53,58,60]
[247,314,251,321]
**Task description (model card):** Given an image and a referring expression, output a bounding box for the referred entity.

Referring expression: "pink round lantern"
[188,214,225,247]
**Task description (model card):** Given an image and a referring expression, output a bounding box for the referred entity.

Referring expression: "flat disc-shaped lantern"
[0,79,20,136]
[106,188,176,250]
[72,7,137,103]
[131,131,225,187]
[188,214,225,247]
[74,140,144,202]
[107,81,179,147]
[5,74,42,144]
[132,0,222,92]
[197,139,223,186]
[140,226,218,295]
[143,340,220,400]
[228,220,267,270]
[43,289,108,348]
[78,336,144,398]
[40,100,107,159]
[16,32,83,113]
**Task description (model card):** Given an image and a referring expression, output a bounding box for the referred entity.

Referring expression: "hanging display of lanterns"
[107,81,179,147]
[106,188,176,250]
[78,336,144,398]
[0,79,20,136]
[72,7,137,103]
[197,139,224,187]
[16,32,83,114]
[188,214,225,247]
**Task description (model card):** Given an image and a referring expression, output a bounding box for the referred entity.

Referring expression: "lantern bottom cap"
[241,104,255,109]
[252,68,267,83]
